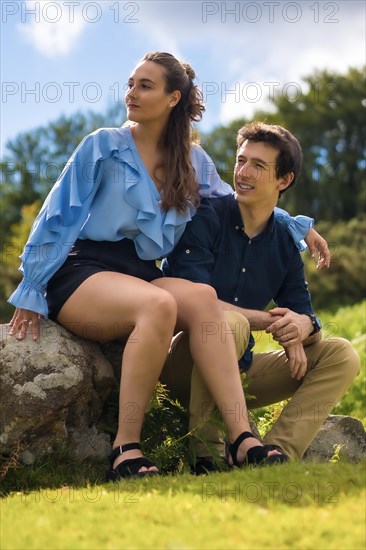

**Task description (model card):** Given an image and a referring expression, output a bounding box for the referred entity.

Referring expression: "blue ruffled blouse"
[8,126,313,317]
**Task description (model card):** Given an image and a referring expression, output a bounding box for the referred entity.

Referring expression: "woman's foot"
[106,443,159,480]
[229,432,288,467]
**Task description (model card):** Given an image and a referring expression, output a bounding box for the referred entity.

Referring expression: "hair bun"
[181,62,196,81]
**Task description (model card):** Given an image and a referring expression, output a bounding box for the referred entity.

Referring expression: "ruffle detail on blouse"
[275,207,314,251]
[135,204,196,260]
[114,137,195,260]
[8,279,48,317]
[43,128,123,235]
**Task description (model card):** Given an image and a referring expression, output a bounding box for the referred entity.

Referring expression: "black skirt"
[46,238,164,320]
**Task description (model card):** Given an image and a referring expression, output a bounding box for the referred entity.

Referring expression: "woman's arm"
[190,144,233,197]
[7,130,109,318]
[274,207,330,269]
[303,228,331,269]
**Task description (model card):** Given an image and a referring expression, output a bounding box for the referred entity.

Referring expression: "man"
[162,122,360,471]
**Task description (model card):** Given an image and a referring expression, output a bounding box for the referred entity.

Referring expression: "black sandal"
[191,458,219,476]
[229,431,289,467]
[106,443,159,481]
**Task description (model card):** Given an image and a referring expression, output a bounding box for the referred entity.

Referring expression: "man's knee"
[160,331,192,407]
[224,310,250,359]
[334,337,361,380]
[318,337,360,383]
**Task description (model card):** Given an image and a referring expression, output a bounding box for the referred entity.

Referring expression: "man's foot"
[190,457,220,475]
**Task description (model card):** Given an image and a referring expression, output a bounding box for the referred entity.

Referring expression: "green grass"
[1,462,365,550]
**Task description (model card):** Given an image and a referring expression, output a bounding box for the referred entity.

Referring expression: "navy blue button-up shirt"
[162,194,314,370]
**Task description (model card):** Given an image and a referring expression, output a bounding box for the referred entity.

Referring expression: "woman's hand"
[9,308,41,340]
[304,228,331,269]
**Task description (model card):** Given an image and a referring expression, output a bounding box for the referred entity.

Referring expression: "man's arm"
[218,299,309,380]
[262,245,322,379]
[261,244,322,346]
[219,300,282,331]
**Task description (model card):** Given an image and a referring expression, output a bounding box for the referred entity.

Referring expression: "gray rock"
[304,415,366,462]
[99,339,125,380]
[0,321,115,462]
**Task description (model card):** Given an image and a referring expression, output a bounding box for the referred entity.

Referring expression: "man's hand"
[266,307,313,346]
[304,227,331,270]
[284,342,308,380]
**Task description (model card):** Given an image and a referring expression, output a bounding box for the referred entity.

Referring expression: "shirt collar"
[228,193,276,239]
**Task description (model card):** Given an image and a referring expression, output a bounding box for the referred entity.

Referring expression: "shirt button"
[185,249,190,254]
[248,240,251,244]
[242,268,246,272]
[235,225,239,230]
[234,297,239,302]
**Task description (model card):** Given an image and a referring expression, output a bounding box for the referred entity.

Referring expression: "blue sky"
[1,0,365,158]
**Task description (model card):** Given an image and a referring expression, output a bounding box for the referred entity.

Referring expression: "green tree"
[256,66,366,221]
[202,67,366,222]
[302,218,366,311]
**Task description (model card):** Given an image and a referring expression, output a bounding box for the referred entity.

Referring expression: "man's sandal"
[106,443,159,481]
[191,458,219,475]
[229,431,289,467]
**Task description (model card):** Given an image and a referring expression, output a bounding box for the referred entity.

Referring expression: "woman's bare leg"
[153,277,281,463]
[57,272,177,472]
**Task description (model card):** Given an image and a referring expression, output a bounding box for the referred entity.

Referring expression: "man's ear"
[278,172,294,191]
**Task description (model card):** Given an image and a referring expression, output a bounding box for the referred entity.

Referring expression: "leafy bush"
[320,302,365,423]
[302,218,366,311]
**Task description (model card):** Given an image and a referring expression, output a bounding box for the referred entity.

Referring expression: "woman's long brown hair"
[142,52,205,213]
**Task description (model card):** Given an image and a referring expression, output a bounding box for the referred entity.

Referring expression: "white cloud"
[199,2,366,128]
[124,0,365,132]
[18,1,87,57]
[216,81,274,125]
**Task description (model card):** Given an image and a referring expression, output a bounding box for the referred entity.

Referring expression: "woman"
[8,52,327,478]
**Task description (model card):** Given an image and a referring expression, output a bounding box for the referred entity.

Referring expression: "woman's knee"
[187,283,218,308]
[142,287,177,327]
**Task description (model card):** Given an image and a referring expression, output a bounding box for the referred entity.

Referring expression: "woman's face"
[125,60,179,125]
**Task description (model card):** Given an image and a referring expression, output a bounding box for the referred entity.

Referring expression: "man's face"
[234,140,285,207]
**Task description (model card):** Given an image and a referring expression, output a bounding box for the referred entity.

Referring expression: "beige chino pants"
[160,311,360,461]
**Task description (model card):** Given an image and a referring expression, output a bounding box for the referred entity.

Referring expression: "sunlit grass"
[1,462,365,550]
